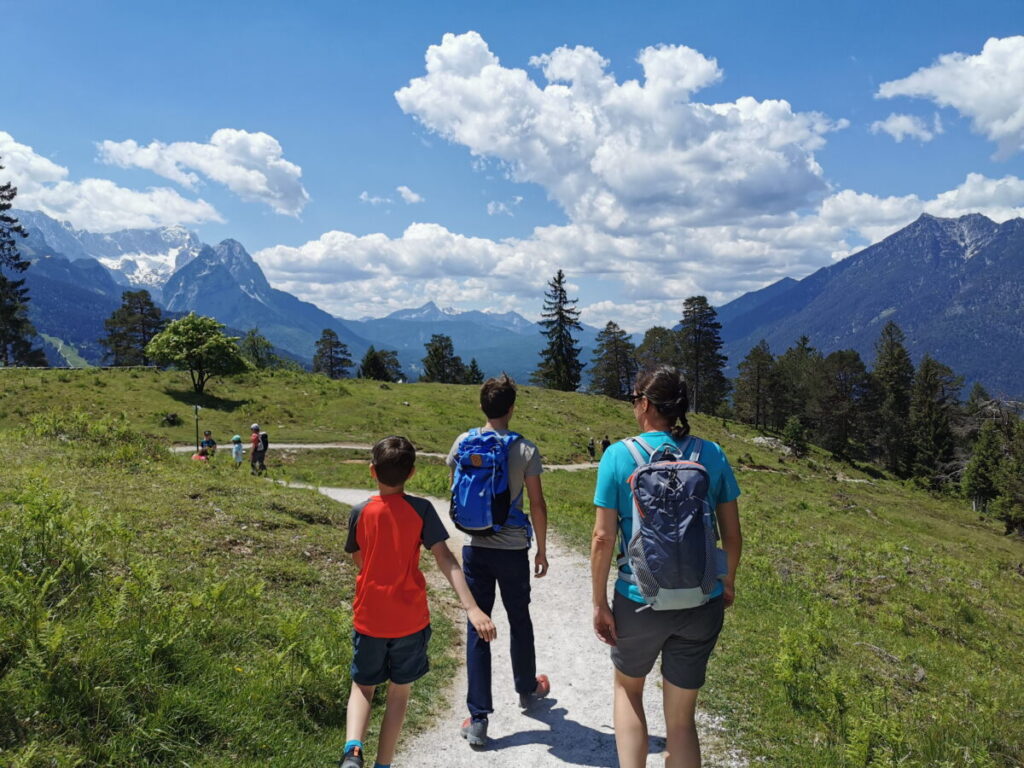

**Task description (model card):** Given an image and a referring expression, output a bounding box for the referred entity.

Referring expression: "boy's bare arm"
[524,474,548,577]
[429,541,497,641]
[350,551,364,570]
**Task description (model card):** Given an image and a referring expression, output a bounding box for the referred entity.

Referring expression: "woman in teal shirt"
[590,365,742,768]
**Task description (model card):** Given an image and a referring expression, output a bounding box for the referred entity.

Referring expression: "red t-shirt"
[345,494,449,638]
[251,433,261,452]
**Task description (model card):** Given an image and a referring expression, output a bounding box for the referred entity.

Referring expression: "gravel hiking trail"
[173,442,598,471]
[299,482,747,768]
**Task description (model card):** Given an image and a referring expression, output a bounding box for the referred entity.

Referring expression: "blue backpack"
[450,429,524,536]
[619,435,726,610]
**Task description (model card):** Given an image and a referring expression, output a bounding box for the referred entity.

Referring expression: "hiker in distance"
[591,365,742,768]
[340,436,497,768]
[447,374,551,748]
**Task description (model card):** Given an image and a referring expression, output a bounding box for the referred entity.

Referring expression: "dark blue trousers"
[463,545,536,718]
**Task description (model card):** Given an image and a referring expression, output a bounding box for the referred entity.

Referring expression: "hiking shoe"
[461,716,488,747]
[338,745,364,768]
[519,674,551,709]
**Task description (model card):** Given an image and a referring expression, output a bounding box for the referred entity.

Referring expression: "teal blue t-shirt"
[593,432,741,604]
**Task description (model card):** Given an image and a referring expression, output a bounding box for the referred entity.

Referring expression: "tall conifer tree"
[0,159,45,366]
[678,296,728,413]
[100,290,165,366]
[532,269,584,391]
[773,336,821,429]
[421,333,466,383]
[464,358,485,385]
[909,355,962,487]
[963,420,1004,514]
[734,340,776,430]
[636,326,683,369]
[873,321,915,475]
[589,321,637,399]
[312,328,352,379]
[811,349,876,457]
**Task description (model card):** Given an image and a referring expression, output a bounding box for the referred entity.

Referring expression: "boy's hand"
[468,608,497,642]
[534,551,549,578]
[723,576,736,608]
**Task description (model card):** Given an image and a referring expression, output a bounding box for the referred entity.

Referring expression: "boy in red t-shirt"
[340,436,496,768]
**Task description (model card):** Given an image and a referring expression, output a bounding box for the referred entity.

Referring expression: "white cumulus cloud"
[0,131,221,232]
[253,34,1024,330]
[98,128,309,215]
[396,185,424,203]
[395,31,847,233]
[870,113,936,143]
[878,36,1024,158]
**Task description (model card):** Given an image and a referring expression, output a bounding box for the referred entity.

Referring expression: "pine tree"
[811,349,876,457]
[773,336,821,430]
[589,321,637,399]
[420,333,466,384]
[992,420,1024,536]
[239,328,277,370]
[359,346,403,382]
[733,339,776,430]
[909,355,962,488]
[464,358,485,385]
[0,158,45,366]
[312,328,352,379]
[100,290,165,366]
[678,296,729,413]
[531,269,584,391]
[963,420,1004,514]
[636,326,683,369]
[873,321,915,475]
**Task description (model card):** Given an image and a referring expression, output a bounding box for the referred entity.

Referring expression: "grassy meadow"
[1,367,1023,767]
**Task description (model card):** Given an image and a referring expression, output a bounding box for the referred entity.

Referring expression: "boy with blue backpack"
[446,373,551,747]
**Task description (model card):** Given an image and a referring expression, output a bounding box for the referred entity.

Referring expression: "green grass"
[279,412,1024,767]
[0,368,632,463]
[0,412,457,767]
[3,368,1023,767]
[38,335,91,368]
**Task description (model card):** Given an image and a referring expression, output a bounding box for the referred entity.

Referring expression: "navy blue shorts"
[350,625,431,686]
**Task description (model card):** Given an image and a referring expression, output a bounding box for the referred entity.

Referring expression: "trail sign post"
[194,405,202,453]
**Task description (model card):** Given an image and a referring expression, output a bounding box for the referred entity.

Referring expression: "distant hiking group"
[339,366,743,768]
[191,423,269,474]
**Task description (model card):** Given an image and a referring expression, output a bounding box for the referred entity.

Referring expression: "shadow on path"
[482,699,665,767]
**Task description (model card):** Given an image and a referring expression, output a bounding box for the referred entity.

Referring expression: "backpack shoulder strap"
[623,437,649,468]
[687,437,703,462]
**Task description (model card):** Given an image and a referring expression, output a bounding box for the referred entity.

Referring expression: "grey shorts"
[610,591,724,689]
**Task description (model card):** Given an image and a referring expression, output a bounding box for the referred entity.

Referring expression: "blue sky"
[3,0,1023,328]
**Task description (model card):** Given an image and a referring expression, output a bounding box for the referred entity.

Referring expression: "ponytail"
[634,365,691,441]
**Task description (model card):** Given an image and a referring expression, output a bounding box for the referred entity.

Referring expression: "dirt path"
[290,481,746,767]
[174,442,598,471]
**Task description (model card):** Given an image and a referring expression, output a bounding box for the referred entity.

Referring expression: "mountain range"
[12,210,600,381]
[717,212,1024,398]
[11,209,1024,397]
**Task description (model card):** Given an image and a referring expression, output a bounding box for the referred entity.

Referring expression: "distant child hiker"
[200,430,217,456]
[231,435,244,469]
[249,423,268,475]
[591,365,742,768]
[447,373,551,747]
[340,436,497,768]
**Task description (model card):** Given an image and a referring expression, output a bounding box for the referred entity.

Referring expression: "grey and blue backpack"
[450,429,528,536]
[618,435,727,610]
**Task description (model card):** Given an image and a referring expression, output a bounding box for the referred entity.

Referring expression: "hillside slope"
[718,214,1024,397]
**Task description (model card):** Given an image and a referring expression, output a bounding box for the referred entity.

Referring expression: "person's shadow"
[483,698,665,766]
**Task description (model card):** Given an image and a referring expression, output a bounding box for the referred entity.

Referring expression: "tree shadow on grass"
[164,388,251,412]
[482,698,665,766]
